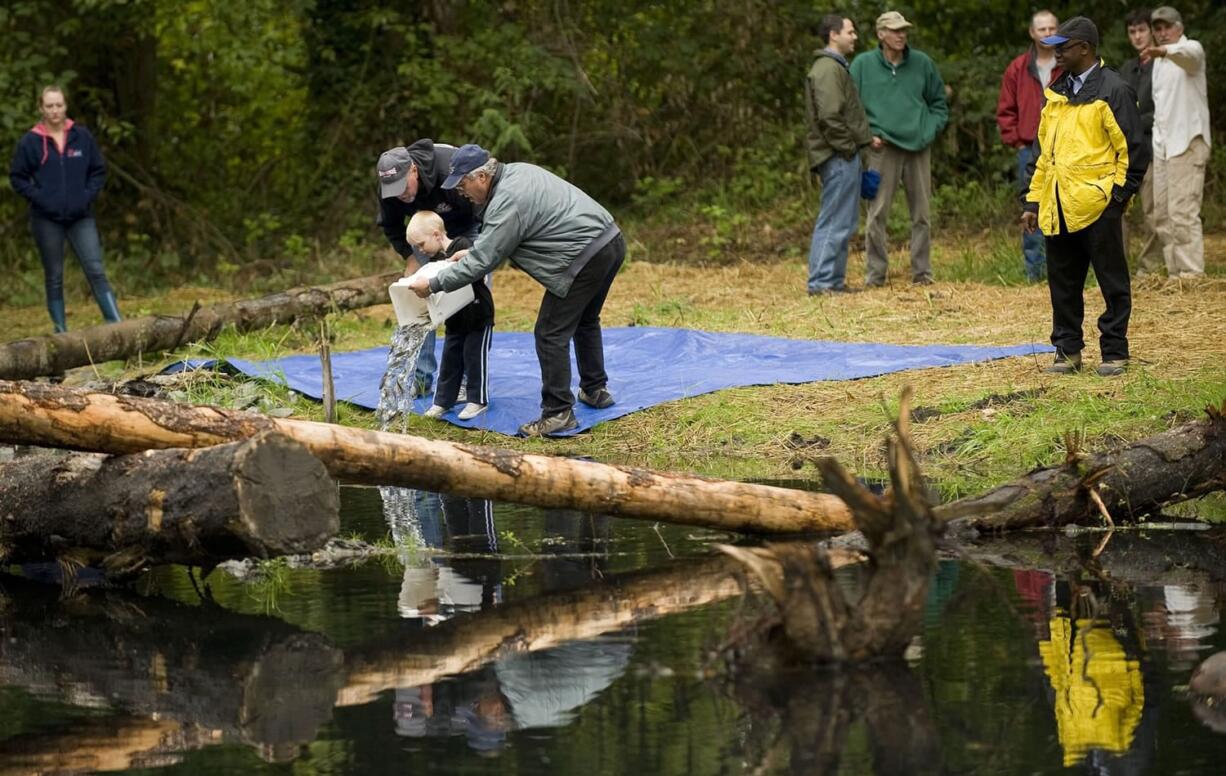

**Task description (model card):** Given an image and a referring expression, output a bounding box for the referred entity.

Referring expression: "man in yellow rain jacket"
[1021,17,1150,378]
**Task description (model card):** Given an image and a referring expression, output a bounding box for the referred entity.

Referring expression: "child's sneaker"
[423,404,447,419]
[457,402,487,420]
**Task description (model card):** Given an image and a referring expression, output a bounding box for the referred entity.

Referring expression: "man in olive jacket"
[851,11,948,286]
[805,13,873,295]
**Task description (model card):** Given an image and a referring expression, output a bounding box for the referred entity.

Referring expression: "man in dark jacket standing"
[1119,8,1161,274]
[376,139,478,395]
[997,10,1062,282]
[1022,17,1150,378]
[804,13,873,295]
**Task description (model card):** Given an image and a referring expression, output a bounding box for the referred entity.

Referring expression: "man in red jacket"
[998,10,1062,282]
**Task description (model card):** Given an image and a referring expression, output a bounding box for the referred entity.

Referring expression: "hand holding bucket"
[388,262,474,327]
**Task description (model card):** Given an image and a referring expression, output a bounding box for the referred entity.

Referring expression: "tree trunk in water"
[0,380,854,535]
[0,573,345,763]
[938,405,1226,533]
[339,555,746,704]
[719,388,942,662]
[0,432,338,568]
[0,271,400,380]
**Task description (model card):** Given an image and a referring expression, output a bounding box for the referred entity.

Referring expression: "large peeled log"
[0,432,338,567]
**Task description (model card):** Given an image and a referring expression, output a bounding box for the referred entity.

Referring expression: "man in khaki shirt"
[1145,6,1211,279]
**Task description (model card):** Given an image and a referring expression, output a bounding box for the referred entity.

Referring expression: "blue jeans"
[807,153,861,291]
[1017,145,1047,281]
[30,215,120,331]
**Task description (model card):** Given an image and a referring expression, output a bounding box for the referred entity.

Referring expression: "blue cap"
[441,144,491,189]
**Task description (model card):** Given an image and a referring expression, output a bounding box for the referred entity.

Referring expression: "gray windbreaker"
[430,163,617,298]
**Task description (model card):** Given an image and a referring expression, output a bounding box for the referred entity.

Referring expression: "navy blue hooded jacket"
[9,120,106,223]
[377,139,477,259]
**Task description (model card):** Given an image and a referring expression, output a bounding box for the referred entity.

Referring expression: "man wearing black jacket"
[376,139,478,395]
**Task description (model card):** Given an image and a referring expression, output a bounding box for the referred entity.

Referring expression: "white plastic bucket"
[388,261,475,327]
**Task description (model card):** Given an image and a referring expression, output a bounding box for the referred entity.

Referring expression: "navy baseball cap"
[1041,16,1099,47]
[441,144,491,189]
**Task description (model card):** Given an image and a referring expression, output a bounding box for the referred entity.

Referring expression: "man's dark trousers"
[1045,204,1131,361]
[535,233,625,415]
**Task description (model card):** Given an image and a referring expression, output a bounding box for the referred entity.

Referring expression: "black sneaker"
[518,409,578,437]
[578,387,615,409]
[1044,351,1083,375]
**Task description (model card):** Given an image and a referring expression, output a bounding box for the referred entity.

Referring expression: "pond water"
[1,485,1223,774]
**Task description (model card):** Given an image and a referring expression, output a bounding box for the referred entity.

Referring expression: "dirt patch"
[910,389,1045,423]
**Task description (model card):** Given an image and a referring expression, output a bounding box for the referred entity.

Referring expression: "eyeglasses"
[1054,41,1086,53]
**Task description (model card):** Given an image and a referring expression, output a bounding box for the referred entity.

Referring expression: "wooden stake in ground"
[0,271,401,380]
[0,380,854,535]
[318,316,336,423]
[719,387,942,662]
[0,431,338,569]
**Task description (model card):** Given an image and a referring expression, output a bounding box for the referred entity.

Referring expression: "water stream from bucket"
[376,323,432,432]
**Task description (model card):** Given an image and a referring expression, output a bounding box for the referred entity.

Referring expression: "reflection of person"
[407,144,624,437]
[804,13,872,295]
[9,86,121,333]
[1146,6,1211,280]
[851,11,948,286]
[997,11,1062,282]
[1022,17,1149,378]
[1037,597,1145,765]
[376,140,477,396]
[407,211,493,422]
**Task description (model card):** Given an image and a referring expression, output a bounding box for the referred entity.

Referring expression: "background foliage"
[2,0,1223,295]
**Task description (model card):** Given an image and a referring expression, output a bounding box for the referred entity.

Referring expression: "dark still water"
[0,486,1223,774]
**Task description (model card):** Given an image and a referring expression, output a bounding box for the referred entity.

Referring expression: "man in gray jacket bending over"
[407,144,624,437]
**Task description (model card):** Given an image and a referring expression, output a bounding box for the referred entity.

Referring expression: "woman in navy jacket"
[9,86,121,332]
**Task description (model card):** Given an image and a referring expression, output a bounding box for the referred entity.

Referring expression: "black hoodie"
[377,139,478,258]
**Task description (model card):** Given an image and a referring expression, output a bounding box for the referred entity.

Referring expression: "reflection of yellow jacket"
[1038,613,1144,766]
[1025,62,1149,235]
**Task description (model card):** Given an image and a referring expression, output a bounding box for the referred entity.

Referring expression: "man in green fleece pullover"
[850,11,949,286]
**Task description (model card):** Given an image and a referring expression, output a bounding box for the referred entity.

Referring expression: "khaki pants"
[864,145,932,285]
[1153,136,1209,277]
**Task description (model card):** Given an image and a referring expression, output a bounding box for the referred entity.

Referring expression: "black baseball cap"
[1041,16,1099,47]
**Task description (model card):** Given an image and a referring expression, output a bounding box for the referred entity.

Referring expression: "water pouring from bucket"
[377,263,475,430]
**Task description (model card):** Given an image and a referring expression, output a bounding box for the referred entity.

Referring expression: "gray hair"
[464,158,499,180]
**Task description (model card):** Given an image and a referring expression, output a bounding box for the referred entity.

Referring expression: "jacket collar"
[876,45,910,67]
[1050,59,1106,103]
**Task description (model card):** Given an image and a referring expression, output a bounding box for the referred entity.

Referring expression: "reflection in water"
[1141,584,1220,671]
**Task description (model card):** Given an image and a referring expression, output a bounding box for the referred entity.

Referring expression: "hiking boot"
[518,409,578,437]
[1097,360,1129,377]
[423,404,447,419]
[1044,351,1082,375]
[457,402,487,420]
[578,387,615,409]
[808,285,861,296]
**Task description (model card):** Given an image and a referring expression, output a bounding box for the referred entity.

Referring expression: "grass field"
[2,229,1223,514]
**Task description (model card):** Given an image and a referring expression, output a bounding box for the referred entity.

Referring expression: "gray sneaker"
[1097,360,1128,377]
[1045,351,1082,375]
[578,387,615,409]
[518,409,578,437]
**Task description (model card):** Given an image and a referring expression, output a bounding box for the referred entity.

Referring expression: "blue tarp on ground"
[168,326,1051,436]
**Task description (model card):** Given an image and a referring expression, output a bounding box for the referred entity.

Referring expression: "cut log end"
[231,432,340,557]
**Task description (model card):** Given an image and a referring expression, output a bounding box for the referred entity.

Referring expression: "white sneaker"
[423,404,447,419]
[457,402,487,420]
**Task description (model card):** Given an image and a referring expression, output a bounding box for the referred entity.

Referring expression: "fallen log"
[338,554,749,704]
[0,270,401,380]
[0,432,338,568]
[938,404,1226,533]
[0,573,345,757]
[0,380,854,535]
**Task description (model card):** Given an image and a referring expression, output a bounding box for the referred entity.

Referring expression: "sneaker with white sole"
[423,404,447,419]
[457,402,487,420]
